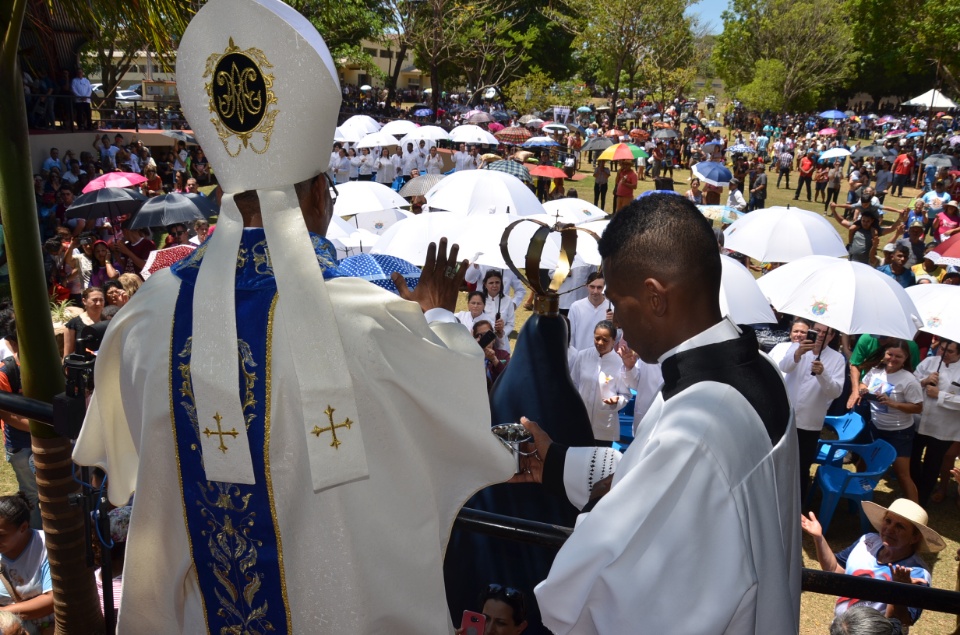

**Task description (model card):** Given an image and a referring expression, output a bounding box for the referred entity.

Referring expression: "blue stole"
[169,229,340,633]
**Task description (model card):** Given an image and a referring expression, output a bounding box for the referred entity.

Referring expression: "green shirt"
[849,334,920,370]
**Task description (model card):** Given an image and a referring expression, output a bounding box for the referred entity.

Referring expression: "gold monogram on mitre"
[203,37,279,157]
[312,405,353,450]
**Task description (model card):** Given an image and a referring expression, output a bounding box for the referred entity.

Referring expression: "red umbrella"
[528,165,568,179]
[82,171,148,193]
[932,233,960,266]
[604,129,625,138]
[494,126,532,145]
[488,122,505,132]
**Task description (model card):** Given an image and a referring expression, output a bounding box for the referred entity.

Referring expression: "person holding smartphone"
[474,320,509,392]
[777,322,845,500]
[456,584,528,635]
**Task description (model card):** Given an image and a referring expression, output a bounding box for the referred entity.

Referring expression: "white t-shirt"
[0,529,53,631]
[862,367,923,430]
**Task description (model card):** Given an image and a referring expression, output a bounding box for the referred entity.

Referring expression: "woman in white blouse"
[454,291,490,334]
[570,320,632,445]
[424,147,443,175]
[480,270,515,353]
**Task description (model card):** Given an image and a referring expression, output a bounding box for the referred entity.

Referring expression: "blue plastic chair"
[815,412,866,467]
[806,440,896,534]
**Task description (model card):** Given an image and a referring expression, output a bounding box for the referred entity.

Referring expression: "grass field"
[2,160,953,633]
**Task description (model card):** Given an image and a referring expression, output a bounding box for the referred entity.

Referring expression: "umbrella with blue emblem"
[726,144,755,154]
[338,253,420,295]
[521,136,561,148]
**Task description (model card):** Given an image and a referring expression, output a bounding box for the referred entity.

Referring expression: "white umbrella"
[425,170,545,216]
[723,206,848,262]
[819,147,852,161]
[356,131,402,150]
[341,114,381,134]
[371,213,463,264]
[542,198,607,224]
[380,119,419,136]
[399,126,451,145]
[333,181,410,216]
[325,218,380,257]
[719,255,776,324]
[341,208,411,235]
[755,255,841,308]
[334,126,363,144]
[905,284,960,342]
[471,214,603,270]
[757,258,920,338]
[449,124,499,145]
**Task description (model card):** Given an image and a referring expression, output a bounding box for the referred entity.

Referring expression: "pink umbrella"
[488,122,505,132]
[83,172,148,193]
[948,135,960,146]
[885,129,907,137]
[819,128,838,136]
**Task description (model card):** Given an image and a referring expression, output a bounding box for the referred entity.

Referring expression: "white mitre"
[177,0,367,491]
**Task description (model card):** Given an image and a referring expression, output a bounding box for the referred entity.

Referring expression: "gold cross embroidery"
[203,412,239,454]
[312,405,353,449]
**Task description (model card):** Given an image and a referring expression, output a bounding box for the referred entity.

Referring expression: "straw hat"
[862,499,946,553]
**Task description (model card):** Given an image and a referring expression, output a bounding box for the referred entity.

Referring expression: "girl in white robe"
[480,270,515,353]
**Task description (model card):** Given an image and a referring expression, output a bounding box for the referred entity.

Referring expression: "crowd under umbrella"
[521,136,560,148]
[424,169,545,216]
[128,192,218,230]
[652,128,678,140]
[719,255,776,324]
[757,257,920,340]
[356,131,401,150]
[398,174,445,198]
[596,143,648,162]
[692,161,733,187]
[399,126,451,145]
[851,145,895,159]
[449,125,499,145]
[494,126,532,145]
[541,198,605,223]
[66,187,147,221]
[922,154,958,168]
[580,136,613,153]
[931,232,960,266]
[332,181,410,216]
[905,284,960,344]
[379,119,418,136]
[818,110,848,120]
[820,147,852,161]
[483,160,532,184]
[82,171,148,193]
[723,206,847,262]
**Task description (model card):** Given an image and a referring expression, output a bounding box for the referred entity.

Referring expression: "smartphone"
[805,329,819,343]
[478,331,497,349]
[461,611,485,635]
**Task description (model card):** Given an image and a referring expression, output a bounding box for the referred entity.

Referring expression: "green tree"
[636,1,706,108]
[1,1,188,631]
[503,68,577,114]
[737,58,787,112]
[290,0,389,66]
[713,0,856,109]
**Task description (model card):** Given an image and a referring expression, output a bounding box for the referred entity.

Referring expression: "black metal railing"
[4,392,959,616]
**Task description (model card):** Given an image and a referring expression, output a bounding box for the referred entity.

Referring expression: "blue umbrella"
[414,108,433,117]
[521,136,560,148]
[692,161,734,187]
[338,253,420,295]
[726,144,755,154]
[819,110,848,120]
[637,189,683,199]
[706,120,722,127]
[906,131,925,139]
[577,106,592,113]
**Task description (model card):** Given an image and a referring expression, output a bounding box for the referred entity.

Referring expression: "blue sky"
[688,0,727,34]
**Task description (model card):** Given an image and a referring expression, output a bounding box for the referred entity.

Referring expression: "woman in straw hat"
[801,498,946,628]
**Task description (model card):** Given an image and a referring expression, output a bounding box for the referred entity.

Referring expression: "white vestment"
[567,297,610,352]
[536,320,802,634]
[73,269,514,634]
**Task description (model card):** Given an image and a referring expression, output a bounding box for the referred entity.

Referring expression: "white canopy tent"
[903,89,958,110]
